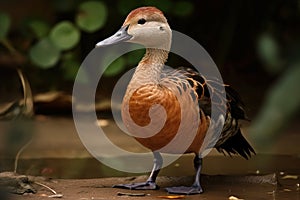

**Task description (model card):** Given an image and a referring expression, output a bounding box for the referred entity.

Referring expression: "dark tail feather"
[216,129,256,160]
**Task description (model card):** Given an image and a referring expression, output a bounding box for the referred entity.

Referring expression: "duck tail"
[216,129,256,160]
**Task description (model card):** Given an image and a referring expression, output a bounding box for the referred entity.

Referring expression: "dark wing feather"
[178,67,255,159]
[225,85,249,120]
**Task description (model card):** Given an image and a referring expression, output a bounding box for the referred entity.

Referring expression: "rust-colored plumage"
[123,7,166,26]
[127,84,183,151]
[124,83,209,153]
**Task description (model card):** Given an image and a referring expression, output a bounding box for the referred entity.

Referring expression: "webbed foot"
[166,155,204,195]
[165,185,203,195]
[113,181,159,190]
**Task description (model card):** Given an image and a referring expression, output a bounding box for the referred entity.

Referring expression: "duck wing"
[176,67,255,159]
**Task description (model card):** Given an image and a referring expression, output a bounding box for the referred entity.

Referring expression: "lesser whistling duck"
[96,6,255,195]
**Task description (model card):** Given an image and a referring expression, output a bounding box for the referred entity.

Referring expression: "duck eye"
[137,18,146,25]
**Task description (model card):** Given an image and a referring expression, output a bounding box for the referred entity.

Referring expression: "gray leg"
[166,154,203,194]
[113,152,162,190]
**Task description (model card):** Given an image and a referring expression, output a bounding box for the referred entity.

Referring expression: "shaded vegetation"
[0,0,299,152]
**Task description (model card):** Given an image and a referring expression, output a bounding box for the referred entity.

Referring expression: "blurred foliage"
[0,12,10,40]
[0,0,108,83]
[249,64,300,147]
[102,53,126,77]
[76,1,107,33]
[50,21,81,51]
[61,53,82,81]
[249,1,300,146]
[25,1,106,69]
[29,38,60,68]
[27,19,50,39]
[0,0,195,90]
[257,33,283,74]
[0,0,300,143]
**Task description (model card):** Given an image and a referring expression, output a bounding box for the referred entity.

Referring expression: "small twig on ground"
[34,181,57,194]
[34,181,63,198]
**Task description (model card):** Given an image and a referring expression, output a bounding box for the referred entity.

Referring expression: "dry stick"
[1,34,33,119]
[5,44,34,173]
[1,40,62,197]
[34,181,57,195]
[17,68,34,117]
[13,69,34,173]
[0,38,34,117]
[34,181,63,198]
[14,138,33,173]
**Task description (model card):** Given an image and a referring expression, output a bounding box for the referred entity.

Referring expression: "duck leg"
[113,152,162,190]
[166,154,203,194]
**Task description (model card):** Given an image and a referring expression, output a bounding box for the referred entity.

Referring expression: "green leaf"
[103,55,126,77]
[50,21,80,50]
[173,1,194,17]
[61,53,81,80]
[257,33,282,74]
[0,12,11,40]
[29,38,60,69]
[27,19,50,38]
[76,1,107,33]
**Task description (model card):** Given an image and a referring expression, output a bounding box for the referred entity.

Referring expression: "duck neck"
[130,48,169,85]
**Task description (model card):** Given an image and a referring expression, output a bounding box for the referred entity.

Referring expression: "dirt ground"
[1,117,300,200]
[5,173,293,200]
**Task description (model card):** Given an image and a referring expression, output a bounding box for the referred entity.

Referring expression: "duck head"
[96,7,172,51]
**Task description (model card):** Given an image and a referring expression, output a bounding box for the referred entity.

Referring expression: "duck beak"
[95,25,132,47]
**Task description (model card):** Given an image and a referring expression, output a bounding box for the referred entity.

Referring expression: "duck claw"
[165,186,203,195]
[113,181,159,190]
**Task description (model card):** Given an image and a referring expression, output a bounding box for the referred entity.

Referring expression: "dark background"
[0,0,299,150]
